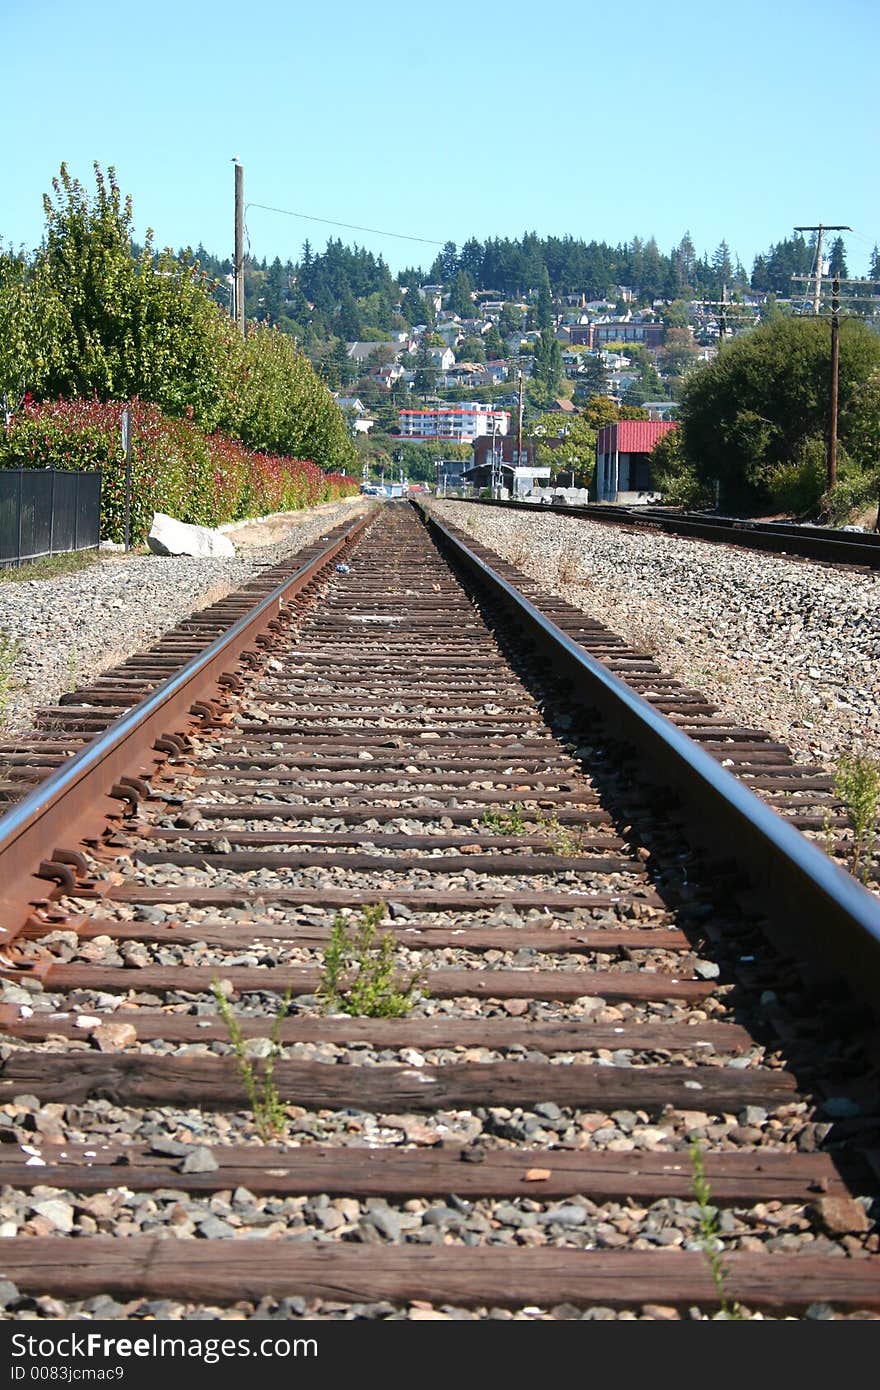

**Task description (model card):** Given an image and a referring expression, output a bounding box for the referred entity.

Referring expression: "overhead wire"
[245,202,445,248]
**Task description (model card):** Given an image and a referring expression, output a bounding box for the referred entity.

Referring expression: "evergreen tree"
[336,285,362,341]
[712,240,733,293]
[413,339,437,400]
[533,328,563,400]
[403,286,426,326]
[535,265,553,332]
[448,270,475,318]
[828,236,848,278]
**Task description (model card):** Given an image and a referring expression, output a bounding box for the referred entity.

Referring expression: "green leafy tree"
[679,315,880,507]
[660,299,689,328]
[658,327,699,383]
[456,334,486,364]
[0,250,38,419]
[551,413,597,485]
[582,395,619,429]
[221,321,356,472]
[32,163,236,429]
[572,353,608,401]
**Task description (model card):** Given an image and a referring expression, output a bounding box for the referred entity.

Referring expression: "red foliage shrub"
[0,397,358,543]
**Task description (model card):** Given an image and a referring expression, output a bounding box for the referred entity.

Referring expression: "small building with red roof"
[595,419,677,503]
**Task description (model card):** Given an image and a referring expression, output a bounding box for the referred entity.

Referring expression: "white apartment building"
[398,405,510,444]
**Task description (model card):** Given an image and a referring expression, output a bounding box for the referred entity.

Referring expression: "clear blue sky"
[4,0,878,278]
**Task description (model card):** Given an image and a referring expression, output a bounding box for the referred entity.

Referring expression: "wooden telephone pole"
[793,224,851,317]
[516,369,524,464]
[792,225,851,490]
[233,159,245,336]
[828,275,841,489]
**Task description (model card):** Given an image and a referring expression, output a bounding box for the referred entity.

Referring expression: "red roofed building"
[595,419,677,502]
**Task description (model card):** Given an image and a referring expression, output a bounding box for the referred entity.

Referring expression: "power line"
[245,201,445,248]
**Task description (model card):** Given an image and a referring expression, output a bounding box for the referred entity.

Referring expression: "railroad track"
[463,497,880,571]
[0,500,878,1320]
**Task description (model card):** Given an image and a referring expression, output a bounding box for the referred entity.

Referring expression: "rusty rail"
[0,509,373,931]
[422,504,880,1002]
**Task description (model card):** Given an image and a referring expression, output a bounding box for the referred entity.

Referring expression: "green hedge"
[1,397,358,544]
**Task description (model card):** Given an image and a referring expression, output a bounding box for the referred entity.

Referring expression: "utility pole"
[233,158,245,336]
[516,368,524,465]
[794,225,851,315]
[828,274,840,490]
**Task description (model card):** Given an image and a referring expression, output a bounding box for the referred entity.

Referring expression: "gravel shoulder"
[0,497,369,738]
[430,501,879,772]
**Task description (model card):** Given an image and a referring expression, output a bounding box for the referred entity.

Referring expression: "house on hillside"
[334,397,376,435]
[593,322,665,349]
[347,341,388,366]
[430,346,456,372]
[433,320,462,348]
[595,419,677,503]
[640,401,678,421]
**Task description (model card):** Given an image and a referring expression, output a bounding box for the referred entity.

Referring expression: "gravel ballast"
[0,498,368,738]
[430,501,880,771]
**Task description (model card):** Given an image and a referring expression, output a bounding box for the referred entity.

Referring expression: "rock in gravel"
[149,1139,193,1158]
[29,1198,75,1233]
[364,1207,401,1241]
[93,1021,138,1052]
[694,961,721,980]
[148,514,236,559]
[387,901,414,921]
[0,1280,20,1309]
[178,1147,220,1175]
[134,905,170,924]
[810,1196,870,1236]
[196,1215,235,1239]
[538,1205,588,1228]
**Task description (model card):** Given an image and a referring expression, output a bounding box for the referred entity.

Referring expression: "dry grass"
[0,550,102,584]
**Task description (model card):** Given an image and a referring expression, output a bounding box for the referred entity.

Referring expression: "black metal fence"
[0,469,102,569]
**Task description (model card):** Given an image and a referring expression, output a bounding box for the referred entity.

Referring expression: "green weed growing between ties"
[535,811,584,857]
[481,805,584,855]
[211,982,293,1140]
[481,805,526,835]
[688,1138,742,1319]
[834,752,880,884]
[0,631,20,725]
[319,902,424,1017]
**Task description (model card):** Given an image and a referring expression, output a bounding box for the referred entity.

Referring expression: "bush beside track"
[0,397,359,544]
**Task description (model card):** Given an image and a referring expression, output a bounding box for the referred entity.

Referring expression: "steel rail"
[0,510,373,931]
[454,497,880,568]
[422,504,880,1002]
